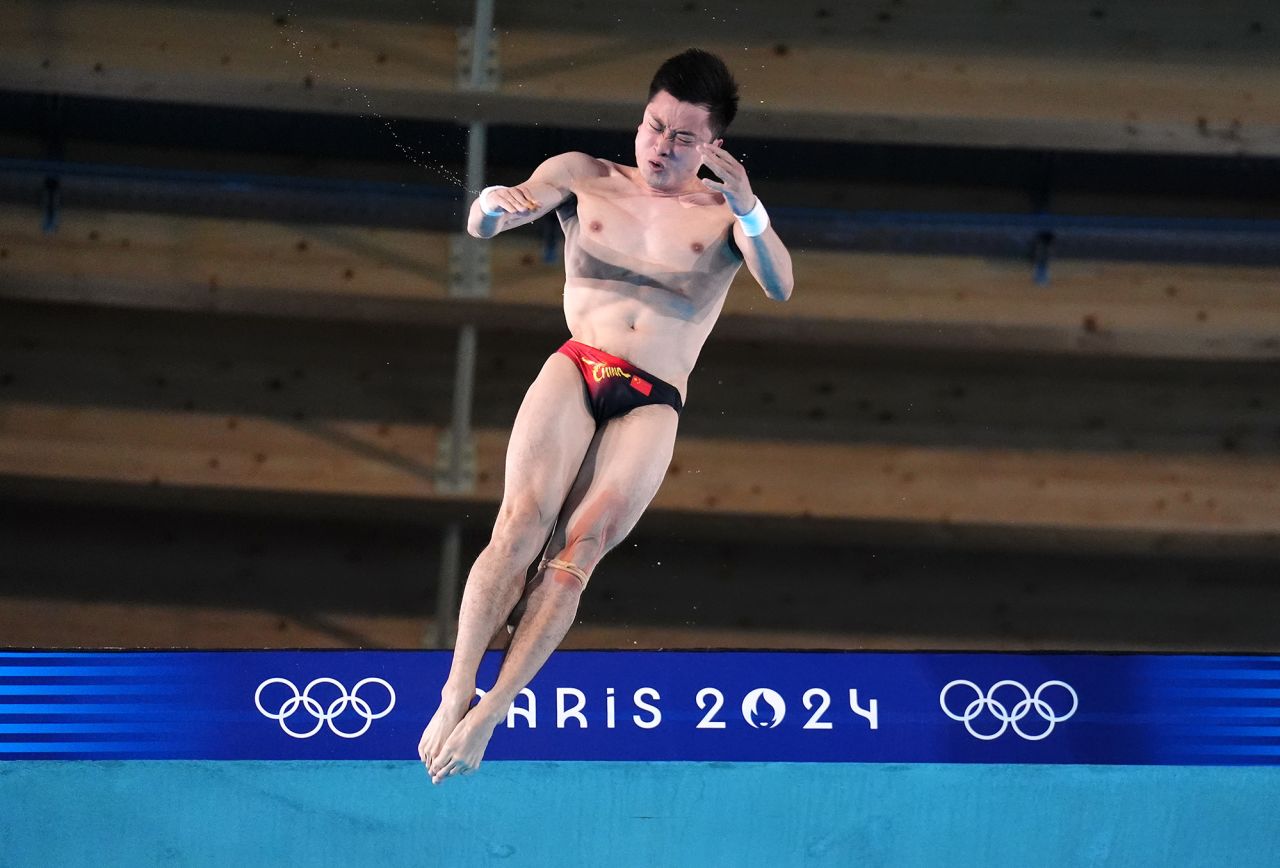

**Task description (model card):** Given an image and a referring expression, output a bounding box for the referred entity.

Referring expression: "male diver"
[419,48,794,784]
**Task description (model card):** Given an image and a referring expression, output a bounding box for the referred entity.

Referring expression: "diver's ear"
[713,137,724,149]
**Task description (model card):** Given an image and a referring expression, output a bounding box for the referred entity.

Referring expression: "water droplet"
[273,2,472,191]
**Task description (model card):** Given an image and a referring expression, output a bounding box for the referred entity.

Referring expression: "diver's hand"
[697,143,756,216]
[480,184,541,215]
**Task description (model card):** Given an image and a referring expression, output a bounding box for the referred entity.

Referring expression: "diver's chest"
[576,196,729,264]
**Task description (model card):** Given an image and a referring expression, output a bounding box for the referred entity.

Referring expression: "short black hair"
[647,48,739,138]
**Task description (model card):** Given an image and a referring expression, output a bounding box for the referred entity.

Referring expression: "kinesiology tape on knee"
[543,558,590,587]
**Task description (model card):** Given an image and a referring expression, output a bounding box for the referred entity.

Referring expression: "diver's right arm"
[467,151,597,238]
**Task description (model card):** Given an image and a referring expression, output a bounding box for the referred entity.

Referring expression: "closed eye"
[647,119,696,145]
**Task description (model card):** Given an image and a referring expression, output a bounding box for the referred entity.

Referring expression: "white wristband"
[735,197,769,237]
[478,185,506,217]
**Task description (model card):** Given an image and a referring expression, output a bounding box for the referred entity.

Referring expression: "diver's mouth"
[648,159,664,171]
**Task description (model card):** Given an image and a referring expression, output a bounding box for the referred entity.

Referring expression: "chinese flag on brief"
[630,376,652,396]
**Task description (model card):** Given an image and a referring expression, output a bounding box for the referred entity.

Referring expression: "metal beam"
[428,0,499,650]
[6,157,1280,267]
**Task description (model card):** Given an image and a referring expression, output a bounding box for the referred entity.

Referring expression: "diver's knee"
[539,555,593,590]
[541,510,627,590]
[487,503,551,565]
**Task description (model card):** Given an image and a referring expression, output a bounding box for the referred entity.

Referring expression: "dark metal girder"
[4,157,1280,266]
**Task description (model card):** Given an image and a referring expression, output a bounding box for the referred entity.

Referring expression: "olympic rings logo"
[939,680,1078,741]
[254,677,396,739]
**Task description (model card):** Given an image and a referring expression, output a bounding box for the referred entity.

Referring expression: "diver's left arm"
[731,220,793,302]
[698,143,794,302]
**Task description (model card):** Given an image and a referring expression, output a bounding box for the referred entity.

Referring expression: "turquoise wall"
[4,761,1278,867]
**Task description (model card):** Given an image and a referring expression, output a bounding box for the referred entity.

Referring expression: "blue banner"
[1,650,1278,765]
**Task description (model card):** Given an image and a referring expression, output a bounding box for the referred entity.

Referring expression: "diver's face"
[635,90,722,191]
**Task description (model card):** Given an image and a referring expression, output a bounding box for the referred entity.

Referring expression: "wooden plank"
[2,400,1278,555]
[4,297,1275,468]
[0,597,931,652]
[7,494,1280,651]
[3,204,1279,360]
[0,401,497,499]
[3,594,1274,652]
[0,0,1276,155]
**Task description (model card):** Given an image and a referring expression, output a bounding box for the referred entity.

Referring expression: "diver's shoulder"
[555,152,613,179]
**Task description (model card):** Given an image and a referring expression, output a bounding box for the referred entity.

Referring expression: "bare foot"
[418,690,475,776]
[428,702,503,785]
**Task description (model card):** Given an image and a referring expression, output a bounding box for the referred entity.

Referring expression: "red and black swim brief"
[557,339,684,424]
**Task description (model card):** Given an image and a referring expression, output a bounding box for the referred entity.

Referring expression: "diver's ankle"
[439,682,477,707]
